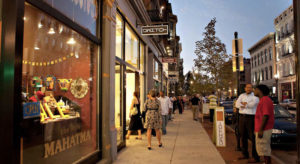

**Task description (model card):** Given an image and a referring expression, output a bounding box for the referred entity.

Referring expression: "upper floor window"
[270,66,273,79]
[265,67,268,80]
[261,52,264,64]
[265,49,268,62]
[257,55,260,65]
[269,47,272,60]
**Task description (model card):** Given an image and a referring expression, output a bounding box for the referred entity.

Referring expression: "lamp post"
[274,74,279,98]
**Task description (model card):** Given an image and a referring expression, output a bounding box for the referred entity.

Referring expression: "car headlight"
[272,129,285,134]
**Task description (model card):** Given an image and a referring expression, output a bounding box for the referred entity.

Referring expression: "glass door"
[115,62,124,147]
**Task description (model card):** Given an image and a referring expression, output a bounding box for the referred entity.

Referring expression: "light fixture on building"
[48,27,55,35]
[23,17,27,21]
[34,46,40,50]
[274,74,279,79]
[67,37,76,45]
[38,23,43,28]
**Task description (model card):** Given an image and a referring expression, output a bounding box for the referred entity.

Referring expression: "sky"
[170,0,293,74]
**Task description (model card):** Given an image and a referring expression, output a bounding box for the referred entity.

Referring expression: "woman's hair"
[149,90,156,98]
[134,91,139,98]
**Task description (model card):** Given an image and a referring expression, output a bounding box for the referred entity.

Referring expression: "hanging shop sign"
[213,107,226,147]
[168,71,179,76]
[23,102,41,119]
[141,25,168,36]
[162,57,177,63]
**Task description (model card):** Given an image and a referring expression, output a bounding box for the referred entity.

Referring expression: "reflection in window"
[116,14,123,58]
[21,3,98,163]
[115,63,123,145]
[125,25,138,68]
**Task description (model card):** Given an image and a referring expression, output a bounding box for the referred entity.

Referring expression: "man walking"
[190,94,201,121]
[236,84,260,163]
[158,92,170,135]
[254,85,274,164]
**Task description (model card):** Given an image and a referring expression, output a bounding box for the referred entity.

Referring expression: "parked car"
[220,101,234,124]
[280,99,296,109]
[271,105,297,146]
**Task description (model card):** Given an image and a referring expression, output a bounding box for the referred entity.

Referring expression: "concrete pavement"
[113,109,225,164]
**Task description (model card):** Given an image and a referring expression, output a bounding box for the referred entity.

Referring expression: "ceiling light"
[67,37,76,45]
[38,23,43,28]
[48,27,55,34]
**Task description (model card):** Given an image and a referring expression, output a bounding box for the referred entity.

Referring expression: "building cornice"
[248,32,275,54]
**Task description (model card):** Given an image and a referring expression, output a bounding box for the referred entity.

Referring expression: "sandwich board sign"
[213,107,226,147]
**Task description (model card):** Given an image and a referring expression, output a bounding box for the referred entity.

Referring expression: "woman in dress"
[126,92,143,140]
[144,90,162,150]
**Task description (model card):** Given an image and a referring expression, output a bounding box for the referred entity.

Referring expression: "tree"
[194,18,229,91]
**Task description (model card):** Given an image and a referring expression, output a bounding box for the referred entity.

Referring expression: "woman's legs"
[155,129,161,145]
[138,130,142,139]
[147,129,152,147]
[126,130,131,139]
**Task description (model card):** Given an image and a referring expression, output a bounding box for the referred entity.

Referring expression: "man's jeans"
[169,108,173,120]
[162,115,168,134]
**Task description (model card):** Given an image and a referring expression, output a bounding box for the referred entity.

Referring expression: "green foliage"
[193,18,229,91]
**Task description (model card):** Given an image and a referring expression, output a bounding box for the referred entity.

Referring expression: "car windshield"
[274,105,292,118]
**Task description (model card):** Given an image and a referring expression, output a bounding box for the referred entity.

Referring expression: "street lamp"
[190,81,193,85]
[274,74,279,98]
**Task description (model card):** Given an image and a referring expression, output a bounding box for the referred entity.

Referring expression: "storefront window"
[140,43,145,71]
[115,62,123,145]
[125,25,138,68]
[154,60,159,79]
[42,0,98,35]
[116,14,123,59]
[21,3,98,163]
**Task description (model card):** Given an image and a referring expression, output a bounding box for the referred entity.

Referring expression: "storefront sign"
[44,130,91,158]
[214,107,226,147]
[23,102,40,119]
[141,25,168,36]
[168,71,179,76]
[162,57,177,63]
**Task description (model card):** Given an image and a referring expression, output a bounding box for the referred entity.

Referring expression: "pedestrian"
[254,85,274,164]
[168,96,173,120]
[177,96,183,114]
[126,92,143,140]
[190,94,200,121]
[232,100,241,151]
[172,96,177,114]
[144,90,163,150]
[158,91,170,135]
[236,84,260,163]
[208,92,217,122]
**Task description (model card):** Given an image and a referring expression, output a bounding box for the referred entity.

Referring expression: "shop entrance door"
[125,67,140,133]
[115,62,125,149]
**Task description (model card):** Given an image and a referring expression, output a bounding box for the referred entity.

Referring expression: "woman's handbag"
[130,106,138,116]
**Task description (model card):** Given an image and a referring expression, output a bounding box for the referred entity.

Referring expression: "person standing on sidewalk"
[254,85,274,164]
[208,92,217,122]
[168,96,173,120]
[158,91,170,135]
[190,94,200,121]
[236,84,260,163]
[177,96,184,114]
[126,92,143,140]
[144,90,163,150]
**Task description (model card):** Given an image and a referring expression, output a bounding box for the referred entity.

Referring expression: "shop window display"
[21,3,98,163]
[116,14,123,59]
[125,24,138,68]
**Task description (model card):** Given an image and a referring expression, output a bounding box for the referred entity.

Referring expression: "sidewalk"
[113,109,225,164]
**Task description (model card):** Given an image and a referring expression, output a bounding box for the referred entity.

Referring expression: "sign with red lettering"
[162,57,177,63]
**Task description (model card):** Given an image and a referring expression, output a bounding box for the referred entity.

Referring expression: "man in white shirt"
[158,91,170,135]
[235,84,260,163]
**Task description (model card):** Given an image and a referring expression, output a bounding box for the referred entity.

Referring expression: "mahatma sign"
[141,25,168,36]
